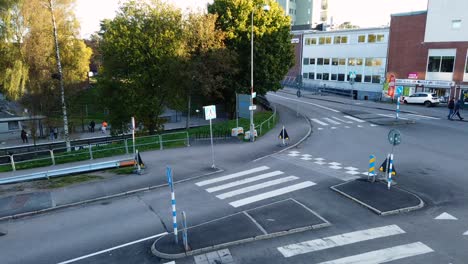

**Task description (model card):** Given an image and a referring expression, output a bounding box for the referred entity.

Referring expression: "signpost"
[166,166,178,244]
[395,86,403,119]
[204,105,216,168]
[349,71,356,109]
[131,117,136,157]
[181,211,189,251]
[387,129,401,190]
[388,74,396,98]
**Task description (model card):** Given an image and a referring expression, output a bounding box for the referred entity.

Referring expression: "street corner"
[330,179,424,216]
[151,199,331,260]
[0,191,53,219]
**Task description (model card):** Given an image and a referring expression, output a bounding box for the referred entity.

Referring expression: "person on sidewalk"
[53,127,58,139]
[21,129,28,143]
[90,120,95,132]
[448,98,455,120]
[101,121,108,134]
[49,127,54,140]
[452,99,464,120]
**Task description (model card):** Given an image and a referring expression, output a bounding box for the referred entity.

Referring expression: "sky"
[75,0,428,39]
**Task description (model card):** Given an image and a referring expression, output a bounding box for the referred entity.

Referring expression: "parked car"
[403,92,440,107]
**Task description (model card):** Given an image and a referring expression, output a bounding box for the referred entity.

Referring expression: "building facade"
[387,0,468,101]
[300,27,389,100]
[276,0,328,26]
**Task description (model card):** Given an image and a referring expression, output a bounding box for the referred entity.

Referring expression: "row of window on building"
[304,33,385,45]
[303,57,384,67]
[302,72,382,84]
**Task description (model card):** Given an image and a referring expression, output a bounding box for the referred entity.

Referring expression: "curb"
[150,200,331,260]
[0,168,224,222]
[330,181,425,216]
[253,109,312,162]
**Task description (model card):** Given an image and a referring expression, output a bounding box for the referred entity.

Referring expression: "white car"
[403,92,440,107]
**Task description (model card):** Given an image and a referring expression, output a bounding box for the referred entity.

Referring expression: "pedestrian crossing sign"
[203,105,216,120]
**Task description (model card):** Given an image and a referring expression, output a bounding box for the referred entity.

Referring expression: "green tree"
[208,0,294,97]
[99,0,184,134]
[168,13,238,128]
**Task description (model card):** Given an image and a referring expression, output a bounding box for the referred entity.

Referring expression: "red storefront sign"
[408,72,418,79]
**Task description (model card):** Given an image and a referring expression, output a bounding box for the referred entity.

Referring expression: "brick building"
[387,0,468,101]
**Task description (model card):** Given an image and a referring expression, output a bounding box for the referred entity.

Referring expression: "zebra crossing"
[310,115,377,130]
[377,113,440,120]
[195,166,316,208]
[277,224,434,263]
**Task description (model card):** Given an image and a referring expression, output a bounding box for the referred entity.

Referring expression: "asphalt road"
[1,91,467,264]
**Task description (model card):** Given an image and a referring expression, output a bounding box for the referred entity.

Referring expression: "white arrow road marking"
[434,212,458,220]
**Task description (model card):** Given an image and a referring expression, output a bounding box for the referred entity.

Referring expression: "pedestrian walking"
[452,99,464,120]
[448,98,455,120]
[101,121,108,134]
[53,127,58,139]
[49,127,54,140]
[21,129,28,143]
[90,120,95,132]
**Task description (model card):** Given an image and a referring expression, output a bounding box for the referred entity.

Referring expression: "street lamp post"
[250,3,270,142]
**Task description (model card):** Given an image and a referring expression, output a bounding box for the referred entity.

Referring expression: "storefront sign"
[408,72,418,79]
[396,79,455,88]
[291,38,300,44]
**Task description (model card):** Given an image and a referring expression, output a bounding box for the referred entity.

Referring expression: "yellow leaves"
[3,59,28,100]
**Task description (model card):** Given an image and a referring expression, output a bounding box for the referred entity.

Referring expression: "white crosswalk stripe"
[216,176,299,199]
[311,118,329,126]
[331,116,352,123]
[206,171,284,193]
[229,181,316,208]
[323,118,341,125]
[316,242,433,264]
[196,166,269,186]
[196,166,316,208]
[277,225,434,263]
[343,115,366,123]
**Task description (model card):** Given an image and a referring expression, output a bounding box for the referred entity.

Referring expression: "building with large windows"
[387,0,468,101]
[299,27,389,100]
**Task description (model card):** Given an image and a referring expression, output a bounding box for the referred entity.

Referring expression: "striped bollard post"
[166,166,178,244]
[368,155,376,182]
[396,96,400,119]
[387,154,394,190]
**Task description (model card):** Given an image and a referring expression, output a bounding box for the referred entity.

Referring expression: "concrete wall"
[425,0,468,43]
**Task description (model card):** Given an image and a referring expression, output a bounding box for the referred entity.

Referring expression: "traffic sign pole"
[209,118,215,168]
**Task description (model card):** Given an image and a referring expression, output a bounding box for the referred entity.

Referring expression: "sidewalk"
[0,103,311,220]
[151,199,330,260]
[0,115,221,149]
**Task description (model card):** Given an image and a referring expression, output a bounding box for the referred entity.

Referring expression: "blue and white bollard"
[167,166,178,244]
[396,97,400,119]
[387,154,394,190]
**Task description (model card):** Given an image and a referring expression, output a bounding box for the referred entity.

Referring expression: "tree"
[168,13,238,128]
[337,22,359,30]
[208,0,294,98]
[99,0,185,134]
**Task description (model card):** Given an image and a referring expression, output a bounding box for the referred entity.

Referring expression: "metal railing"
[255,106,277,136]
[0,131,189,173]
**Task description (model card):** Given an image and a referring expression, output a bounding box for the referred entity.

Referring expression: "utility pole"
[48,0,71,152]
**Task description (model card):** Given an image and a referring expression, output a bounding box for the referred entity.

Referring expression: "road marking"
[330,127,337,129]
[270,94,340,113]
[315,161,326,165]
[196,166,269,186]
[370,124,378,127]
[229,181,316,207]
[464,230,468,235]
[329,165,342,170]
[344,166,358,170]
[343,115,365,123]
[301,157,313,160]
[318,128,324,130]
[206,171,284,193]
[345,170,361,175]
[344,126,350,128]
[357,125,363,128]
[216,176,299,199]
[277,224,405,258]
[323,118,340,125]
[331,116,352,123]
[329,162,341,166]
[311,118,329,126]
[316,242,433,264]
[314,158,325,161]
[301,154,312,158]
[377,113,408,120]
[57,232,168,264]
[434,212,458,220]
[406,113,440,120]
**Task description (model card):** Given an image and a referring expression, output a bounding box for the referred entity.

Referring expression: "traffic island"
[331,179,424,216]
[151,198,330,260]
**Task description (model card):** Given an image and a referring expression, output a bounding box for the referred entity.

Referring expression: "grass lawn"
[37,174,103,189]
